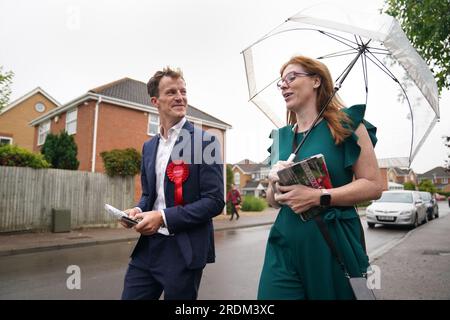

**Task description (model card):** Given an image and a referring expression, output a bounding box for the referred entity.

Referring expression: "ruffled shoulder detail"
[342,104,377,171]
[267,125,294,167]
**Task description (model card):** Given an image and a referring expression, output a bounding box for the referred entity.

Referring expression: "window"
[442,178,448,184]
[234,172,240,186]
[38,121,51,146]
[34,102,45,113]
[0,136,13,145]
[65,109,77,135]
[148,114,159,135]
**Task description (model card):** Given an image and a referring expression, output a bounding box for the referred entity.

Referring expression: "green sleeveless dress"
[257,104,377,300]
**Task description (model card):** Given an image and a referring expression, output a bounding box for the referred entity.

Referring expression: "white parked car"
[366,190,428,229]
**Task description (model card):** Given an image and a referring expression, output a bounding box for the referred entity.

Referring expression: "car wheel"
[367,222,375,229]
[410,214,419,229]
[435,208,439,218]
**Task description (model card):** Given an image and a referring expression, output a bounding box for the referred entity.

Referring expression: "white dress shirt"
[136,117,187,236]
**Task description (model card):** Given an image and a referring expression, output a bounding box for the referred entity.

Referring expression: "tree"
[418,179,437,194]
[383,0,450,94]
[403,181,416,190]
[41,131,79,170]
[226,164,233,193]
[0,66,14,112]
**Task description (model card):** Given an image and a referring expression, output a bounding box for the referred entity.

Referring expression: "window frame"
[0,136,13,145]
[65,108,78,135]
[147,113,160,136]
[38,120,51,146]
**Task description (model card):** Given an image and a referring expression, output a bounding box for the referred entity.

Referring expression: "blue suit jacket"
[132,120,225,269]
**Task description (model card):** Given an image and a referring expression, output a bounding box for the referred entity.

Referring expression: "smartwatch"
[320,189,331,207]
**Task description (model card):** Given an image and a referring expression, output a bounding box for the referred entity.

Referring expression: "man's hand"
[134,210,164,235]
[119,207,141,229]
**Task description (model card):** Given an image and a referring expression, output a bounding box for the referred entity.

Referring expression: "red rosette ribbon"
[166,160,189,205]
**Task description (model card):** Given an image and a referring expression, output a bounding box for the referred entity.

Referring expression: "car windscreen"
[420,193,431,200]
[376,193,413,203]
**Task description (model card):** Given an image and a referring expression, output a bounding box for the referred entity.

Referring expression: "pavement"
[371,211,450,299]
[0,208,279,257]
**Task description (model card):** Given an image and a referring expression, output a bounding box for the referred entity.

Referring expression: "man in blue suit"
[120,67,224,300]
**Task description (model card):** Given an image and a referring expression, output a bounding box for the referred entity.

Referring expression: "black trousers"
[230,203,240,220]
[122,234,203,300]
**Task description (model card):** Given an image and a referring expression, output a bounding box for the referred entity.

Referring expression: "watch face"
[35,102,45,113]
[320,194,331,206]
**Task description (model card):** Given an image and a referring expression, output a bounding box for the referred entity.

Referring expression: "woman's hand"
[268,160,292,184]
[266,160,293,208]
[274,184,322,214]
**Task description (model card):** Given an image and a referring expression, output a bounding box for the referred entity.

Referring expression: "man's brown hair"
[147,67,184,98]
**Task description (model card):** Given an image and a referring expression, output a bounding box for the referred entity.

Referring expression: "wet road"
[0,202,447,299]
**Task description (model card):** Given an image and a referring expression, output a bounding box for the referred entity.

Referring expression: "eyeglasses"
[277,71,315,89]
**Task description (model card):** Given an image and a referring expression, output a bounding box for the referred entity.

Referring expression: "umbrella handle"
[287,153,296,162]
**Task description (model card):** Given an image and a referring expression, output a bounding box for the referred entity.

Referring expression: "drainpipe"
[91,96,101,172]
[223,130,227,214]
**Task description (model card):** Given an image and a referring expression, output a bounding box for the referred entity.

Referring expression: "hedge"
[0,144,50,169]
[241,195,267,212]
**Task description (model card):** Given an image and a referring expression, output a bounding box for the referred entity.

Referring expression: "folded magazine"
[277,154,333,189]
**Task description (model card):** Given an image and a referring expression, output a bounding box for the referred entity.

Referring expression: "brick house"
[377,157,414,190]
[387,167,417,185]
[232,159,270,196]
[417,167,450,192]
[30,78,231,201]
[0,87,60,150]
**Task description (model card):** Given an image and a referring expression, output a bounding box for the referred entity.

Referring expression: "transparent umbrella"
[241,4,439,166]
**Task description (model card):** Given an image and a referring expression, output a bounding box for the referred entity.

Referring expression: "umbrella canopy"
[242,4,439,167]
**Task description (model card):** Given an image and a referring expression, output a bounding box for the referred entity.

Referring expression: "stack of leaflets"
[276,154,333,218]
[277,154,333,189]
[104,204,138,226]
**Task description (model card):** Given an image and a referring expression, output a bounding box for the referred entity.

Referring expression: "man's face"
[151,76,187,123]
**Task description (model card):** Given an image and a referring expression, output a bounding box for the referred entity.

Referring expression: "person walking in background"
[227,184,241,221]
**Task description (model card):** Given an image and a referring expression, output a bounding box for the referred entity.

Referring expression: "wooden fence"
[0,166,134,232]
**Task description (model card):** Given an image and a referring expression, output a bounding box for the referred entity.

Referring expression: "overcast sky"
[1,0,448,173]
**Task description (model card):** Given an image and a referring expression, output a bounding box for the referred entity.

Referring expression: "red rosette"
[166,160,189,205]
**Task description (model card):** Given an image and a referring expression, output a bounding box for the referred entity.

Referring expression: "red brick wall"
[95,102,152,203]
[75,102,95,171]
[95,102,150,172]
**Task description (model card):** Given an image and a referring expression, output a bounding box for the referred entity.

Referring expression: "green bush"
[0,144,50,169]
[418,179,437,194]
[356,200,372,208]
[100,148,141,177]
[241,195,267,212]
[438,191,450,197]
[403,181,416,190]
[41,131,79,170]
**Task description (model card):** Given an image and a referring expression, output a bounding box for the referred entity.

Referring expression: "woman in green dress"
[257,55,384,300]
